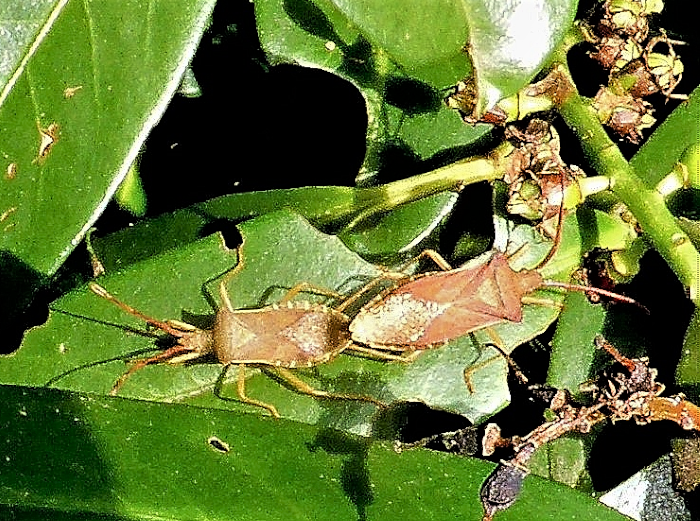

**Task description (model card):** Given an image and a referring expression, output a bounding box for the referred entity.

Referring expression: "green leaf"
[677,306,700,393]
[93,186,362,272]
[115,161,147,217]
[253,0,490,172]
[392,106,492,160]
[0,232,237,393]
[0,0,216,275]
[92,172,483,273]
[326,0,470,83]
[0,1,57,90]
[339,192,460,259]
[0,207,643,431]
[254,0,577,170]
[547,291,604,394]
[256,0,471,87]
[529,436,590,489]
[0,384,631,520]
[463,0,578,114]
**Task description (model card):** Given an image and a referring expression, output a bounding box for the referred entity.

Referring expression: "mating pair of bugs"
[90,217,638,418]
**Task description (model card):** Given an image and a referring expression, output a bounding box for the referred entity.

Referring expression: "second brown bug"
[348,218,643,355]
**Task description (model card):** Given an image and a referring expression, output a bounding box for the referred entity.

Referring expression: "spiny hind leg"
[272,367,385,409]
[214,364,280,418]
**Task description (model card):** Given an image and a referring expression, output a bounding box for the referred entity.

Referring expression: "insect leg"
[214,363,280,417]
[346,344,421,362]
[110,344,197,395]
[463,330,515,393]
[217,253,249,312]
[519,295,564,309]
[277,282,344,304]
[272,367,385,409]
[412,249,454,271]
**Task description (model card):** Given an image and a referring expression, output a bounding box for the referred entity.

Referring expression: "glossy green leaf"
[393,106,492,160]
[0,384,630,520]
[255,0,470,87]
[93,186,362,272]
[253,0,490,172]
[339,192,460,259]
[529,437,590,489]
[115,161,147,217]
[92,182,467,272]
[0,207,645,433]
[0,232,237,392]
[463,0,578,115]
[676,306,700,391]
[254,0,577,169]
[330,0,467,65]
[0,1,57,90]
[0,0,216,275]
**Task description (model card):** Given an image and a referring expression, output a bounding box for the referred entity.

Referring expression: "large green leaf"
[254,0,485,170]
[326,0,470,83]
[0,0,57,90]
[0,208,642,433]
[0,0,216,275]
[91,183,466,272]
[0,384,630,520]
[1,211,505,433]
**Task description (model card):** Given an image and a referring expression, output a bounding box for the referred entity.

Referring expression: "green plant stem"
[345,142,512,230]
[554,64,700,304]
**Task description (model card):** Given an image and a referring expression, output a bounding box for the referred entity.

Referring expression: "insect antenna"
[539,280,649,313]
[525,175,648,313]
[89,282,187,338]
[534,173,567,271]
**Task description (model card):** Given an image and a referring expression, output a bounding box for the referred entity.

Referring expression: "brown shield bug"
[89,252,385,418]
[348,213,643,354]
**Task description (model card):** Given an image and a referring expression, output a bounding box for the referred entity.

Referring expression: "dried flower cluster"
[502,119,584,238]
[584,0,687,143]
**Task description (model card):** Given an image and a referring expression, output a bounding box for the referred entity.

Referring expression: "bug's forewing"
[350,253,543,349]
[213,306,352,367]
